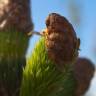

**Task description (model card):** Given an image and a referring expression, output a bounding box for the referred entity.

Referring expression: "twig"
[27,31,43,36]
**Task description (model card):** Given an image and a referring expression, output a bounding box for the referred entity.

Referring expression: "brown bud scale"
[43,13,80,67]
[74,58,95,96]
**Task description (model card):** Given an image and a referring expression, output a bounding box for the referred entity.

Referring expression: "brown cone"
[43,13,80,69]
[0,0,33,33]
[74,57,95,96]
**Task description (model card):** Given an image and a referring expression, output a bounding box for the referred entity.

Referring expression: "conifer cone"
[0,0,33,33]
[43,13,80,70]
[74,57,95,96]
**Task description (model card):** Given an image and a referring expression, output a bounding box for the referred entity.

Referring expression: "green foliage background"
[0,28,29,95]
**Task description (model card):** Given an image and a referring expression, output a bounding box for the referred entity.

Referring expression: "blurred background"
[28,0,96,96]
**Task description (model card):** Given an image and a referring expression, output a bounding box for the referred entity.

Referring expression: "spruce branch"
[20,13,79,96]
[0,0,32,96]
[20,38,76,96]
